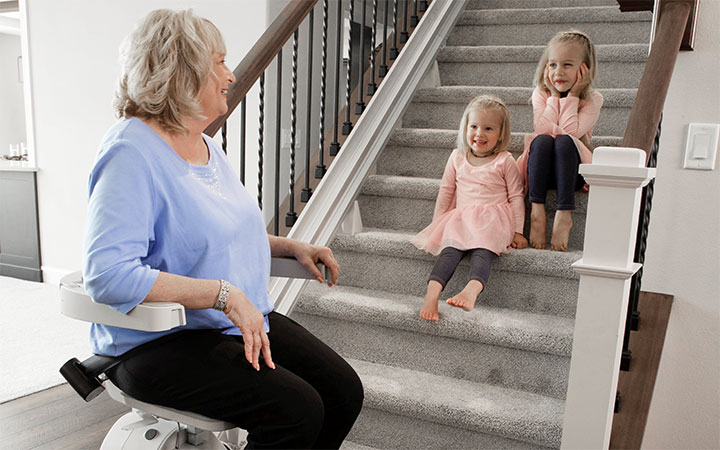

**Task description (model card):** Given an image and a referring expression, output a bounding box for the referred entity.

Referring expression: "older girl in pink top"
[516,30,603,251]
[413,96,527,321]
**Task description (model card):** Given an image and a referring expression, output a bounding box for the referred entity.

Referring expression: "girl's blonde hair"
[114,9,227,134]
[534,30,597,100]
[457,95,511,157]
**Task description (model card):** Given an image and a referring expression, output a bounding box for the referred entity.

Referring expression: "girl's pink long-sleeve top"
[412,150,525,256]
[516,87,604,191]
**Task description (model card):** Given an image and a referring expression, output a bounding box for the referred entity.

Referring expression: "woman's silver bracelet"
[213,280,231,312]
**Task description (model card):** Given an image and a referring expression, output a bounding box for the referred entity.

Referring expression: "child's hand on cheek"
[544,66,561,97]
[570,63,590,97]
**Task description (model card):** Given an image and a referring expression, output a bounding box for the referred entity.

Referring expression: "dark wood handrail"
[205,0,319,137]
[621,1,693,162]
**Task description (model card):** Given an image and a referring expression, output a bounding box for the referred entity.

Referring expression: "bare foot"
[420,281,443,321]
[529,203,547,249]
[551,210,573,252]
[447,280,483,312]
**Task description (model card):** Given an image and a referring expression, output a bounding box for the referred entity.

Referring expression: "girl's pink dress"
[516,87,604,192]
[412,150,525,256]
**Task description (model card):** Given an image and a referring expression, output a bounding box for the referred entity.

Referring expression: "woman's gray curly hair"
[114,9,226,134]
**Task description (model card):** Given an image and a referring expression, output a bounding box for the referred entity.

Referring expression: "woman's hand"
[570,63,590,97]
[544,66,561,97]
[292,241,340,287]
[223,285,275,371]
[511,232,528,249]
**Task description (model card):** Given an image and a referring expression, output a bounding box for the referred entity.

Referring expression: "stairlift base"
[101,410,227,450]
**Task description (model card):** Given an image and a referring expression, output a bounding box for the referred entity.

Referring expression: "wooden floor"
[610,291,674,449]
[0,383,129,450]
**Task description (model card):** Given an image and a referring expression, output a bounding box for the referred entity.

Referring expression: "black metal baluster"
[301,10,315,203]
[379,0,389,77]
[330,0,343,156]
[411,0,419,27]
[286,31,299,227]
[390,0,399,59]
[621,118,662,371]
[221,122,227,154]
[355,0,367,114]
[316,0,329,179]
[400,0,409,43]
[367,0,378,95]
[342,0,354,135]
[258,73,265,209]
[273,50,282,236]
[240,97,246,185]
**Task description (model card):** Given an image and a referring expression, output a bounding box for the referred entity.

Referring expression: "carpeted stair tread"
[298,283,574,356]
[457,6,651,25]
[411,86,636,107]
[339,441,377,450]
[361,174,588,213]
[347,358,565,448]
[438,44,648,62]
[332,229,581,280]
[388,128,622,149]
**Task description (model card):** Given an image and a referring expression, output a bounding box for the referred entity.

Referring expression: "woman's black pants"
[527,134,584,210]
[107,312,364,449]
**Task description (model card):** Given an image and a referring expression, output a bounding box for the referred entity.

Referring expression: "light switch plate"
[683,123,719,170]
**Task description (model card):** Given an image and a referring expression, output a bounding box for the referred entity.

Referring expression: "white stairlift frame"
[59,257,327,450]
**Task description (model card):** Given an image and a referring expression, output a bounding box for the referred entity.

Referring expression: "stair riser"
[403,102,630,136]
[357,194,587,250]
[332,250,579,317]
[438,61,646,89]
[348,406,553,450]
[292,311,570,398]
[448,23,650,46]
[467,0,616,8]
[378,135,623,178]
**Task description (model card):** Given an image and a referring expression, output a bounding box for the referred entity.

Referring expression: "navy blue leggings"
[527,134,584,210]
[429,247,496,290]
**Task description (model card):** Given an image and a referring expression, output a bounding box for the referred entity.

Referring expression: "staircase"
[291,1,652,448]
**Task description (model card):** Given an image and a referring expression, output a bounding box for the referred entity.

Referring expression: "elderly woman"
[83,9,363,449]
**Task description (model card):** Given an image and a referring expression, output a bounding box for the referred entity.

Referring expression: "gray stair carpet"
[290,1,650,448]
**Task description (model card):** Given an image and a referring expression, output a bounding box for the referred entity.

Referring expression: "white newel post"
[561,147,656,449]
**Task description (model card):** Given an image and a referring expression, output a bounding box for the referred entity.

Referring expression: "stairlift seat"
[104,381,235,431]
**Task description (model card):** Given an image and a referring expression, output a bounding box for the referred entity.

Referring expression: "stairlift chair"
[59,257,328,450]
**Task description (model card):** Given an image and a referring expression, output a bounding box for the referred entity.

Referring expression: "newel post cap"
[579,147,656,188]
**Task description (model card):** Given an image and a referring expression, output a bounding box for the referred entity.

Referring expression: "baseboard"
[0,263,42,282]
[40,265,74,287]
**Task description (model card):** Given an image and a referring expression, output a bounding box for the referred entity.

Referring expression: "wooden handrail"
[621,0,692,162]
[204,0,319,137]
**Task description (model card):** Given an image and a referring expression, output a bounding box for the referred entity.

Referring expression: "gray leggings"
[429,247,496,290]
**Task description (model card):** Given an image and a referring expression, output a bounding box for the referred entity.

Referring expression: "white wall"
[25,0,269,282]
[0,32,25,155]
[641,1,720,448]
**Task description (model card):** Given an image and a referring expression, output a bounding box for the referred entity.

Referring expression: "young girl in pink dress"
[516,30,603,251]
[413,95,527,322]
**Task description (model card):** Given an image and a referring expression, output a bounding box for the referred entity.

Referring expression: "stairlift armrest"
[60,257,322,332]
[59,272,186,332]
[270,256,329,282]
